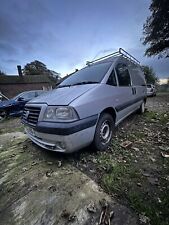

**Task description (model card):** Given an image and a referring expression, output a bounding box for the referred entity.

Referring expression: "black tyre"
[137,102,145,114]
[92,113,114,151]
[0,110,8,122]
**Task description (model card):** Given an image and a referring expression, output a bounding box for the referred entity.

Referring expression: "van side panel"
[71,60,146,124]
[128,62,147,108]
[70,84,144,124]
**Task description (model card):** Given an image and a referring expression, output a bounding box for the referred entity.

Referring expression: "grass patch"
[128,190,169,225]
[0,126,24,134]
[127,131,145,141]
[101,163,142,194]
[99,157,169,225]
[144,111,169,124]
[0,120,24,134]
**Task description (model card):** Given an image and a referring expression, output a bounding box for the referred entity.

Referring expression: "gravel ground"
[146,93,169,112]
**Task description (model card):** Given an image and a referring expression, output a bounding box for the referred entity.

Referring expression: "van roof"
[86,48,140,67]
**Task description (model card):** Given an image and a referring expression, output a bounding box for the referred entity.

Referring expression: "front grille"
[23,106,41,126]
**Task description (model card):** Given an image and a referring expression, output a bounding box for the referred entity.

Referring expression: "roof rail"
[119,48,140,64]
[86,48,140,66]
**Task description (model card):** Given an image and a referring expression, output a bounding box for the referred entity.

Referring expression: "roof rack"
[86,48,140,66]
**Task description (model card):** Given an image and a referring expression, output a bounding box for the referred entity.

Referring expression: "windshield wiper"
[71,81,99,86]
[58,81,99,88]
[57,84,73,88]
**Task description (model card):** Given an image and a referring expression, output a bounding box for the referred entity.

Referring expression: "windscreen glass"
[59,62,112,86]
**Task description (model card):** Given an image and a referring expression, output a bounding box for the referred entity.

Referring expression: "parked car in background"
[0,90,45,121]
[22,48,147,153]
[0,92,9,102]
[146,84,156,97]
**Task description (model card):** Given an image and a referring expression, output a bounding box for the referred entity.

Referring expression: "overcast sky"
[0,0,168,78]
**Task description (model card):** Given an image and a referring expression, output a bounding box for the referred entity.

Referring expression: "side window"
[115,63,131,86]
[107,69,117,86]
[128,63,146,86]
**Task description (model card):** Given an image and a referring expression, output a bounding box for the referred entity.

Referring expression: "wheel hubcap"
[100,120,112,145]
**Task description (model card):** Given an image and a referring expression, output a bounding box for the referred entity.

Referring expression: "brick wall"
[0,83,52,98]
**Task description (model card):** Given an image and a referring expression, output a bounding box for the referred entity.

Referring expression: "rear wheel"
[0,110,8,122]
[138,102,145,114]
[92,113,114,151]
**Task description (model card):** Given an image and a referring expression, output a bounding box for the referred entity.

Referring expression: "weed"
[144,111,169,124]
[128,190,169,225]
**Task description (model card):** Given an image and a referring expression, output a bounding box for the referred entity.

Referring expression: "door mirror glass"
[17,97,24,101]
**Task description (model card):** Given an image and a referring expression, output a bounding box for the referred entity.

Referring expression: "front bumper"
[23,115,98,153]
[25,125,96,153]
[147,92,155,96]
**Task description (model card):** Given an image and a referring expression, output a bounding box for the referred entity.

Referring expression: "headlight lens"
[43,106,78,121]
[45,108,55,119]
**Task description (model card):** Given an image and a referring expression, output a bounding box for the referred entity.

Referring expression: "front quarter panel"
[70,84,119,121]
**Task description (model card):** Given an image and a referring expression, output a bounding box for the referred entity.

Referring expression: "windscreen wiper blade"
[58,81,99,88]
[57,84,73,88]
[72,81,99,86]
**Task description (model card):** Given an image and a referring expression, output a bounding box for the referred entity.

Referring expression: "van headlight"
[43,106,79,121]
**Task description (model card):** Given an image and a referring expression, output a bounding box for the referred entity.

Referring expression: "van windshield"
[59,62,112,87]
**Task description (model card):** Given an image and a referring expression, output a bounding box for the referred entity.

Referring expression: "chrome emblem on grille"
[25,111,29,119]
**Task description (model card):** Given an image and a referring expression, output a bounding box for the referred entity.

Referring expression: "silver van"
[22,48,147,153]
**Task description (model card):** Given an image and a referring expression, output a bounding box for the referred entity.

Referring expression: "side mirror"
[17,97,24,101]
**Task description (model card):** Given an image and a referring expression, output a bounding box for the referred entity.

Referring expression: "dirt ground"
[0,93,169,225]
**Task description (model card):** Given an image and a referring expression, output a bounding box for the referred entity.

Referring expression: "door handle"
[132,87,136,95]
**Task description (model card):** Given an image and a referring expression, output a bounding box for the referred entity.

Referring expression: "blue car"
[0,90,45,121]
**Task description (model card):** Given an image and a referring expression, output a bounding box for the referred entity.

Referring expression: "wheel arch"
[100,107,116,123]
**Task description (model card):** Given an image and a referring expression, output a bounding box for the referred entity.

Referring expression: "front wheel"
[92,113,114,151]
